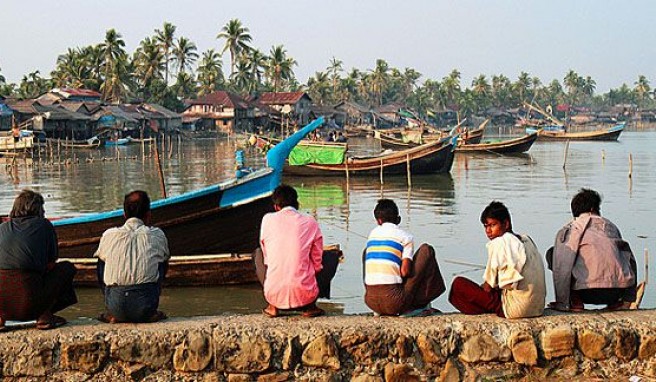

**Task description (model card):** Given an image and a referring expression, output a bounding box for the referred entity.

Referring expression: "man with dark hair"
[547,188,636,311]
[364,199,445,316]
[95,190,170,323]
[255,184,326,318]
[0,190,77,331]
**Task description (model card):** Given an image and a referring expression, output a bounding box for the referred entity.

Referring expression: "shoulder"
[148,226,167,238]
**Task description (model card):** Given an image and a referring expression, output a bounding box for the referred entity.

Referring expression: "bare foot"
[262,305,279,318]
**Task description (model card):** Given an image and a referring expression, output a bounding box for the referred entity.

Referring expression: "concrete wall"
[1,310,656,381]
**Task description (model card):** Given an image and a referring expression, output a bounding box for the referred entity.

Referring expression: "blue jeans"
[105,283,160,323]
[97,260,167,322]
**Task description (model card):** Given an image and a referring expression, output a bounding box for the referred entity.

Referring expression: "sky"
[0,0,654,92]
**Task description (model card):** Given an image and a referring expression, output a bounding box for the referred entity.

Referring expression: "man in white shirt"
[94,191,170,323]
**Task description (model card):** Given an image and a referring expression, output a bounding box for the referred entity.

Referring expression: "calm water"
[1,129,655,320]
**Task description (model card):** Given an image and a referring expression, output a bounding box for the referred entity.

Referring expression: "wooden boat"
[127,137,156,144]
[105,138,130,146]
[34,118,325,285]
[46,136,103,149]
[283,136,457,177]
[528,122,625,141]
[375,119,488,150]
[456,119,488,144]
[455,132,539,154]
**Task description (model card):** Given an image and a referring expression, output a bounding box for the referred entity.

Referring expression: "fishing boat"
[283,136,457,177]
[455,132,539,154]
[527,122,625,141]
[46,136,104,149]
[39,118,325,285]
[105,138,130,146]
[126,136,156,144]
[375,119,488,150]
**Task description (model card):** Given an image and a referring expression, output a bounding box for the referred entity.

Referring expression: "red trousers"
[449,276,505,317]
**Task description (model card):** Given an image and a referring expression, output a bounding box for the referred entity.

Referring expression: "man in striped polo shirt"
[363,199,445,316]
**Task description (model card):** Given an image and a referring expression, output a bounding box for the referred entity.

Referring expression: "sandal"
[36,315,67,330]
[147,310,168,323]
[97,312,119,324]
[262,306,279,318]
[301,307,325,318]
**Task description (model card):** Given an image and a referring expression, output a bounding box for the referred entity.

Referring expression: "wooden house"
[333,101,372,126]
[254,92,312,125]
[182,91,253,133]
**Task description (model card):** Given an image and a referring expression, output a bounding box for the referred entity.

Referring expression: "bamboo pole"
[154,137,167,199]
[562,140,570,170]
[379,159,384,184]
[406,153,412,187]
[629,153,633,178]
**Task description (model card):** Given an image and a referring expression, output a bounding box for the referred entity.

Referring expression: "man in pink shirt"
[255,185,325,318]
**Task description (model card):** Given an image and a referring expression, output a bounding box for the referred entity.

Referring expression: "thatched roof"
[185,91,249,109]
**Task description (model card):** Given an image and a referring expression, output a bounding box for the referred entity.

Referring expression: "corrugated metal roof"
[257,92,310,105]
[186,91,249,109]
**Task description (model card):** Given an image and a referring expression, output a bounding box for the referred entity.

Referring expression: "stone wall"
[1,310,656,381]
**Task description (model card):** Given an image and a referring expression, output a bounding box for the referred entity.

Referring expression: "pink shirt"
[260,207,324,309]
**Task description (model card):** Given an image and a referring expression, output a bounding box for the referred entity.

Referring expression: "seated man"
[95,190,170,323]
[364,199,445,316]
[255,185,328,318]
[449,201,546,318]
[547,188,636,311]
[0,190,77,330]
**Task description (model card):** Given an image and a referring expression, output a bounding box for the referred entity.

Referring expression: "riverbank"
[2,309,656,381]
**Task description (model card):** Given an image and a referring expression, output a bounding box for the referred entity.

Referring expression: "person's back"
[363,199,445,316]
[261,207,322,306]
[0,190,77,330]
[548,188,636,311]
[257,184,325,318]
[95,190,170,323]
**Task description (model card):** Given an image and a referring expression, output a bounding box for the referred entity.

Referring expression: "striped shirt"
[364,222,414,285]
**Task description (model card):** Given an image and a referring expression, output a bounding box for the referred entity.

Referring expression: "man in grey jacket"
[547,188,636,312]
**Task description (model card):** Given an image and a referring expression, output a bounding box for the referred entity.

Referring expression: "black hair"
[480,201,513,230]
[571,188,601,217]
[10,189,45,218]
[374,199,399,223]
[272,184,299,209]
[124,190,151,220]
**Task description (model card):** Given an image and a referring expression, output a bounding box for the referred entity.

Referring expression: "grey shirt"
[0,216,58,273]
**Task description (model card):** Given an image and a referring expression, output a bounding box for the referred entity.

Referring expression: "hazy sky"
[1,0,653,92]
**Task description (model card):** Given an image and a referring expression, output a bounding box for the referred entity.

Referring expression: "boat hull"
[456,133,538,154]
[284,138,456,176]
[535,124,624,141]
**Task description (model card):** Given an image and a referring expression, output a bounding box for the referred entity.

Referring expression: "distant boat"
[126,136,156,144]
[105,138,130,146]
[527,123,625,141]
[47,136,103,149]
[455,132,539,154]
[4,118,324,286]
[283,136,457,176]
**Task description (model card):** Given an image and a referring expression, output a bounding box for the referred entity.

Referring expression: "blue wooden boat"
[47,118,324,285]
[104,138,130,146]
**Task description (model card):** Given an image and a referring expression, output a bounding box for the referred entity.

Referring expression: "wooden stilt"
[406,153,412,187]
[562,140,570,170]
[379,159,384,184]
[629,153,633,178]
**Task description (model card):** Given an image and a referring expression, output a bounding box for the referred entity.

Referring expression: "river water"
[1,127,655,320]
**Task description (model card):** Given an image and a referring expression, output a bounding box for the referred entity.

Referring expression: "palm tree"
[0,67,5,84]
[307,71,330,105]
[197,49,224,96]
[18,71,50,99]
[581,76,596,103]
[99,29,130,103]
[246,48,268,91]
[217,19,252,78]
[634,75,651,107]
[563,70,582,104]
[266,45,296,92]
[155,22,176,85]
[442,69,461,107]
[231,58,253,92]
[327,57,343,100]
[472,74,491,112]
[173,71,197,100]
[133,37,165,98]
[513,71,531,103]
[370,59,389,106]
[172,36,198,75]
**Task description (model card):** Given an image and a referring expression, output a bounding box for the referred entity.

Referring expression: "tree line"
[0,19,654,118]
